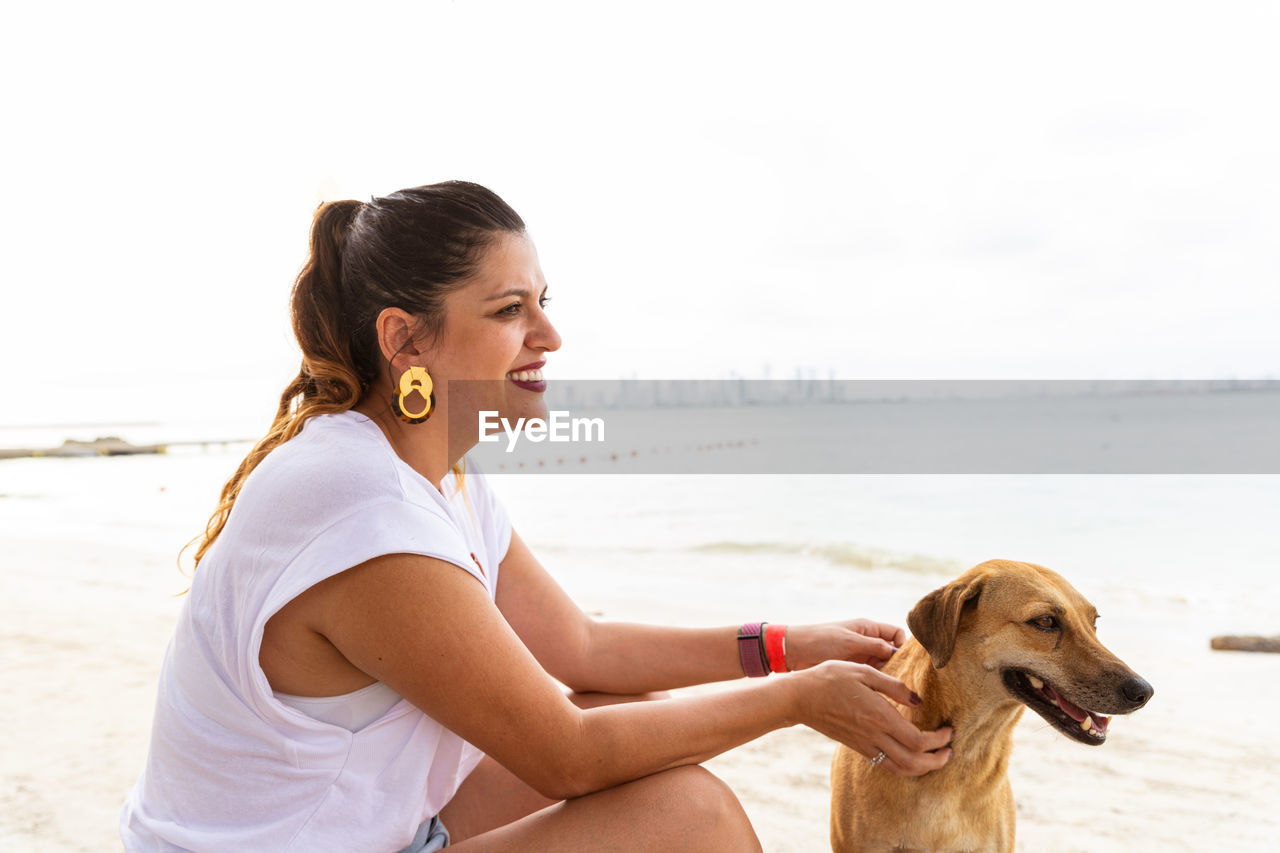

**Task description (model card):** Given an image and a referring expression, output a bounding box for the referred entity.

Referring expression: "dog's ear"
[908,577,984,669]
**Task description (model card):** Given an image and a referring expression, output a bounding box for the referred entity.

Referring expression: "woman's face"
[427,231,561,433]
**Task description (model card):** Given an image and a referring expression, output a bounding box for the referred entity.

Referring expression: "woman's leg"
[450,764,761,852]
[439,691,762,851]
[436,752,556,840]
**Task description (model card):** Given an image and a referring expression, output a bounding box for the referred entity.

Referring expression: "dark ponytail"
[190,182,525,569]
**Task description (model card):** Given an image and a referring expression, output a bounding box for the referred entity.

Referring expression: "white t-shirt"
[120,410,513,852]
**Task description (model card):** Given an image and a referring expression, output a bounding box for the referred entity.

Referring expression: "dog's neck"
[892,639,1026,778]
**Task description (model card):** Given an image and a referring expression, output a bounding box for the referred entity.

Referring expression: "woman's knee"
[644,766,759,848]
[449,765,759,850]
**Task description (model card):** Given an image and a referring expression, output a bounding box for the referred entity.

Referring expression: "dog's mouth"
[1002,669,1110,745]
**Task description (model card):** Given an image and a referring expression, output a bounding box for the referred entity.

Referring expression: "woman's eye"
[498,296,549,317]
[1029,615,1059,631]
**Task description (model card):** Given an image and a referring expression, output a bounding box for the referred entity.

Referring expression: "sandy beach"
[2,450,1278,851]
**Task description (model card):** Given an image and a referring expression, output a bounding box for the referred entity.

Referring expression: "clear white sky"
[2,1,1277,427]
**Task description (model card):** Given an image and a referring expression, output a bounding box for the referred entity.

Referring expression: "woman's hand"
[784,619,907,671]
[791,660,953,777]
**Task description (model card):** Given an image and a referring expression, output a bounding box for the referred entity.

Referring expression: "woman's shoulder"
[241,411,412,514]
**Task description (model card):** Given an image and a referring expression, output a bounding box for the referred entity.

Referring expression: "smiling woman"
[119,180,953,852]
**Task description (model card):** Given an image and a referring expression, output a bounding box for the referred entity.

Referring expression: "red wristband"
[737,622,769,678]
[764,623,788,673]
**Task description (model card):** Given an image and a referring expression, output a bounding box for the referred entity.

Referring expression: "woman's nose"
[532,308,562,352]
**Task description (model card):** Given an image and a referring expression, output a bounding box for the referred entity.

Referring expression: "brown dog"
[830,559,1153,853]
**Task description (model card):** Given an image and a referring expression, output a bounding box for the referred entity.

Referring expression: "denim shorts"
[396,815,449,852]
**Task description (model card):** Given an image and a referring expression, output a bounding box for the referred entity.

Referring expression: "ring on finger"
[869,750,887,768]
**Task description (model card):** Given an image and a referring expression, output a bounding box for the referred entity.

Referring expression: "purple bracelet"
[737,622,770,678]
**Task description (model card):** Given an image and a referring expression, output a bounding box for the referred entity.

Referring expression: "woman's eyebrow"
[485,284,548,301]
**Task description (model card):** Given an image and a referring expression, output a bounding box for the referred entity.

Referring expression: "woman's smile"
[507,359,547,392]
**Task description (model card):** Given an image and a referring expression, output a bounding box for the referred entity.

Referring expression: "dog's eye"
[1029,615,1059,631]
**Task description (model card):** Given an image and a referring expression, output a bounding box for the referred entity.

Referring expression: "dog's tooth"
[1081,716,1093,732]
[1028,675,1044,691]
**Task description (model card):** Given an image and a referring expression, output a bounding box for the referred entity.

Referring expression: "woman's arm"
[494,529,738,692]
[496,528,910,694]
[308,552,952,800]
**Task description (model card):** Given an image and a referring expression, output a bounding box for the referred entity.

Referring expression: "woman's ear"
[374,307,425,370]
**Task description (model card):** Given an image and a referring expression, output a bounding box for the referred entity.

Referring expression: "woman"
[121,181,952,851]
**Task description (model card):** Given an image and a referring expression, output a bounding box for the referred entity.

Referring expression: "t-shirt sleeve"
[265,498,483,616]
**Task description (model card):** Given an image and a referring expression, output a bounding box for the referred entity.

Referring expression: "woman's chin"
[508,398,550,424]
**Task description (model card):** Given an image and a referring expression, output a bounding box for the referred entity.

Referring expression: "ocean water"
[3,388,1278,645]
[3,436,1276,642]
[494,474,1280,628]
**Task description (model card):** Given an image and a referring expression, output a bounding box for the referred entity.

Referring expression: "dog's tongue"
[1046,685,1089,722]
[1044,684,1111,733]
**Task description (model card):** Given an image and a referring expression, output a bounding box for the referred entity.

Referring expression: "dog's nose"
[1121,675,1154,708]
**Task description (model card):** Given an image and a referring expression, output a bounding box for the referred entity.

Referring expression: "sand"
[2,462,1278,851]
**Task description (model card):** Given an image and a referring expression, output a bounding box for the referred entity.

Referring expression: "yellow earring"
[393,365,435,424]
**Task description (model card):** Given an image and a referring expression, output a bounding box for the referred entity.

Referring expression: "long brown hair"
[190,181,526,568]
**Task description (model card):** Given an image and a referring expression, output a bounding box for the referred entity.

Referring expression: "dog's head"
[907,559,1154,745]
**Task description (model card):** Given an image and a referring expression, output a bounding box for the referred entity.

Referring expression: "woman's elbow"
[530,768,594,802]
[509,711,601,801]
[520,748,601,801]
